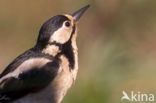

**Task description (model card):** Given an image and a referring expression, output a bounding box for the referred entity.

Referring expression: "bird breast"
[50,54,78,103]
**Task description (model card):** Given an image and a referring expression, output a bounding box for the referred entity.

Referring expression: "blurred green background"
[0,0,156,103]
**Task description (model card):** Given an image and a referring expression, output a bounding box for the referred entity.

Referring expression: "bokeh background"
[0,0,156,103]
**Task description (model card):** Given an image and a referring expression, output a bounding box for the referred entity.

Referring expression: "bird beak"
[72,5,90,22]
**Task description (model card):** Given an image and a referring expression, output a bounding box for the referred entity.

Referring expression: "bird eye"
[64,21,71,27]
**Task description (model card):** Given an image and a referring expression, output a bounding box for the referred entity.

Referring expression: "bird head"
[36,5,90,49]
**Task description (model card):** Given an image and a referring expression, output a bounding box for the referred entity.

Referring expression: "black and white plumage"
[0,5,90,103]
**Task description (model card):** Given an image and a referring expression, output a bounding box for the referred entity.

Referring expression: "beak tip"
[72,4,90,21]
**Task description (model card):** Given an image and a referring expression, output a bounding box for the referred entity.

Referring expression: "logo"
[121,91,155,102]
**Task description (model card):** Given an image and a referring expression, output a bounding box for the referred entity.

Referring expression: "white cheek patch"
[50,26,72,44]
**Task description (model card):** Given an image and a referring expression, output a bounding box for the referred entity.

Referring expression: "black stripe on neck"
[61,40,75,69]
[47,41,75,69]
[48,41,62,50]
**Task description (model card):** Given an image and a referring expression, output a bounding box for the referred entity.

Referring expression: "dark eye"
[65,21,71,27]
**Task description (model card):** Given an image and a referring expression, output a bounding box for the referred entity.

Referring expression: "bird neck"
[42,44,61,56]
[36,39,77,56]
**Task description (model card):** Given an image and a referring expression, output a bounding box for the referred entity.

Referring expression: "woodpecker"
[0,5,90,103]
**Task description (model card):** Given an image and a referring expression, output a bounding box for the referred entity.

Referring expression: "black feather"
[0,48,54,78]
[0,53,60,102]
